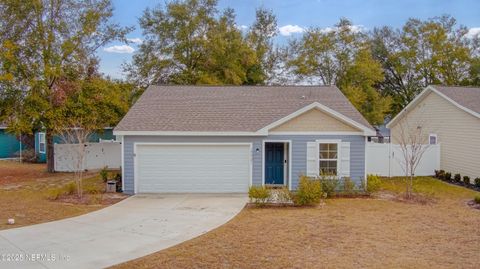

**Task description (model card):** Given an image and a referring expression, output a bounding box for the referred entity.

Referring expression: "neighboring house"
[34,128,116,163]
[368,125,390,143]
[114,86,376,194]
[0,124,22,159]
[387,85,480,180]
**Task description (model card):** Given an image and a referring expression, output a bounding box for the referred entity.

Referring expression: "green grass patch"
[379,177,478,199]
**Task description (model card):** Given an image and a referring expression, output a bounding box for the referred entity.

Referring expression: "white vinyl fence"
[54,142,121,172]
[366,143,440,177]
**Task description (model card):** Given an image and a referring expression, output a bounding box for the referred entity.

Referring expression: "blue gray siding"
[122,135,365,194]
[0,130,21,158]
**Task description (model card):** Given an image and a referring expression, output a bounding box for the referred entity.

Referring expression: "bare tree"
[392,107,433,199]
[55,119,94,198]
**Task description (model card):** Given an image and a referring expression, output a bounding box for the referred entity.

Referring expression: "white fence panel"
[367,143,440,177]
[54,142,121,172]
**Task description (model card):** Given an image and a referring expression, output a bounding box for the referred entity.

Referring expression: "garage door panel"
[136,144,250,193]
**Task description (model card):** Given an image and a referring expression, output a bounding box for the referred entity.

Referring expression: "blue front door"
[265,143,284,185]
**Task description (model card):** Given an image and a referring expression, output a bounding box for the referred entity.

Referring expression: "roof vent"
[300,95,306,99]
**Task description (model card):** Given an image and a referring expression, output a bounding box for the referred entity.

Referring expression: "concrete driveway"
[0,194,247,269]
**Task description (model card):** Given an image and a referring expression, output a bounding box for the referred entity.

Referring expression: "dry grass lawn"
[0,161,127,230]
[113,177,480,269]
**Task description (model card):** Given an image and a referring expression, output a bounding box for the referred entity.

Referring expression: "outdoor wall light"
[255,148,260,152]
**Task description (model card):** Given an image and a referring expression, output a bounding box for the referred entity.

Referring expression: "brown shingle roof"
[432,85,480,115]
[114,85,373,132]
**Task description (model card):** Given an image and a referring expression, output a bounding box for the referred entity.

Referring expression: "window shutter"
[306,142,319,177]
[340,142,350,178]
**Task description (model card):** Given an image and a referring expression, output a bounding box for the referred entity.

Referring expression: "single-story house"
[113,86,376,194]
[0,124,23,159]
[387,85,480,180]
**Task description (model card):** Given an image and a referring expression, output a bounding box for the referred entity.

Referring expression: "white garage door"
[135,144,251,193]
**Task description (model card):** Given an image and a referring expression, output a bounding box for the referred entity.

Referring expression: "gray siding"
[122,135,365,194]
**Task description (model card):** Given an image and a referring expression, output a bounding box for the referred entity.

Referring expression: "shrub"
[320,179,338,198]
[463,176,470,185]
[434,170,440,178]
[100,167,109,182]
[474,195,480,204]
[437,170,445,179]
[366,174,382,193]
[445,172,452,181]
[342,177,356,195]
[248,186,271,204]
[294,176,323,206]
[64,182,77,195]
[454,173,461,182]
[475,178,480,188]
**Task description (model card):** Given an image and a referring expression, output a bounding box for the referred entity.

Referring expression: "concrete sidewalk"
[0,194,247,269]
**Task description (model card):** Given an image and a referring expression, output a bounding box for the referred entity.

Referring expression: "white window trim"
[429,134,438,145]
[316,139,341,176]
[38,132,46,154]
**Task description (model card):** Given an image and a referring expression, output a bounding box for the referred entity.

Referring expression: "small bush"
[445,172,452,181]
[475,178,480,187]
[454,173,461,182]
[342,177,356,194]
[437,170,445,179]
[294,176,323,206]
[318,174,338,198]
[64,182,77,195]
[463,176,470,185]
[46,188,63,200]
[366,174,382,193]
[474,195,480,204]
[248,186,271,204]
[100,167,109,182]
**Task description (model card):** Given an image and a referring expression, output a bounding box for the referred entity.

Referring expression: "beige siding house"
[387,85,480,180]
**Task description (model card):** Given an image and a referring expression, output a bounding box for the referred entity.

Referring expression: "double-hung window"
[319,143,338,175]
[38,133,46,153]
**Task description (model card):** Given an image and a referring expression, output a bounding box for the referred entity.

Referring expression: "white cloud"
[235,24,248,31]
[348,25,366,33]
[127,38,143,44]
[320,24,366,34]
[103,45,135,54]
[279,25,305,36]
[466,27,480,39]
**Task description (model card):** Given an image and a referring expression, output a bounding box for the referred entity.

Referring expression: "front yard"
[113,177,480,269]
[0,161,126,230]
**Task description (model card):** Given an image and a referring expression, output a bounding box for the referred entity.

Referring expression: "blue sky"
[99,0,480,79]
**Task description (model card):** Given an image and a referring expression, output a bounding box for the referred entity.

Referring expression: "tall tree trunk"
[46,130,55,172]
